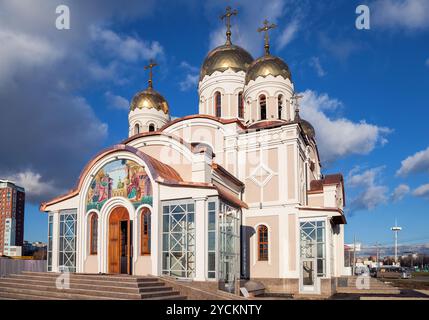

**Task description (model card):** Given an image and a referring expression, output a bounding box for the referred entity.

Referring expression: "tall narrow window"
[238,92,244,118]
[278,94,283,119]
[258,225,268,261]
[259,95,267,120]
[141,209,151,255]
[148,124,155,132]
[89,213,98,255]
[59,210,77,272]
[134,124,140,135]
[207,201,216,279]
[215,91,222,117]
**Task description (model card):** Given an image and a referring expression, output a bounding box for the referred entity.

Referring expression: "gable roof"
[40,145,182,211]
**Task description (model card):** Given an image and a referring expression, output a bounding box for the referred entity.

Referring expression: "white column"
[194,197,207,281]
[52,211,60,272]
[154,184,161,276]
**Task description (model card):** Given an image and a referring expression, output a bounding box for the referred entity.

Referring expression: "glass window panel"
[317,259,324,274]
[162,200,196,278]
[162,234,169,251]
[208,232,215,251]
[208,252,216,271]
[208,202,215,211]
[317,243,324,258]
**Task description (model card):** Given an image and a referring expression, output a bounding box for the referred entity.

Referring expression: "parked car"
[375,266,412,279]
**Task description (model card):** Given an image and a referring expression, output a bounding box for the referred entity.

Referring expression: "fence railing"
[0,258,47,277]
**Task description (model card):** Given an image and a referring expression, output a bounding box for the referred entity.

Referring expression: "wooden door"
[108,207,129,274]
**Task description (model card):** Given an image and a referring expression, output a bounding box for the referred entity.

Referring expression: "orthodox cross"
[144,60,158,89]
[293,94,304,120]
[257,19,277,55]
[220,6,238,45]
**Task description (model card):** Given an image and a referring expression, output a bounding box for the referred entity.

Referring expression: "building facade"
[40,13,347,295]
[0,180,25,256]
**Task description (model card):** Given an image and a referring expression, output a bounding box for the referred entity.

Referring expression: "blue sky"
[0,0,428,253]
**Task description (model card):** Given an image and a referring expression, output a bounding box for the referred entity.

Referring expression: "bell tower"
[198,7,253,120]
[128,60,170,137]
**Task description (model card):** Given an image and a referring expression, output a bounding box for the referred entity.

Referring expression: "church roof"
[308,174,345,207]
[160,114,247,131]
[122,131,216,158]
[40,145,182,211]
[129,87,169,114]
[200,43,254,81]
[245,54,292,85]
[40,143,248,211]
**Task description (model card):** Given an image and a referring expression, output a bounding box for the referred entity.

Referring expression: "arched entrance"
[108,206,132,274]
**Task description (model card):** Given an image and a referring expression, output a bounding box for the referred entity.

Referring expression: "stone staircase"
[0,272,186,300]
[336,276,401,295]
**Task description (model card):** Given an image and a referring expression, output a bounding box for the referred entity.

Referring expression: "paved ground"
[330,289,429,300]
[384,278,429,290]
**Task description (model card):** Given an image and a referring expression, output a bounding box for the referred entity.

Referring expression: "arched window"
[238,92,244,118]
[141,209,151,255]
[215,91,222,117]
[259,95,267,120]
[134,124,140,135]
[258,225,268,261]
[89,213,98,255]
[148,124,155,132]
[278,95,283,119]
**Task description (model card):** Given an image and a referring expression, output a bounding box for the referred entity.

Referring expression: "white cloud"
[180,61,198,73]
[391,184,410,202]
[2,170,62,203]
[347,166,389,212]
[373,0,429,30]
[90,26,164,62]
[426,58,429,67]
[104,91,129,110]
[300,90,391,162]
[308,56,326,77]
[396,146,429,176]
[413,184,429,199]
[0,29,63,84]
[179,61,199,91]
[0,0,157,206]
[277,19,299,50]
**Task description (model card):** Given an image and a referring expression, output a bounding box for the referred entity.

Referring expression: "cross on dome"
[144,60,158,89]
[220,6,238,45]
[257,19,277,55]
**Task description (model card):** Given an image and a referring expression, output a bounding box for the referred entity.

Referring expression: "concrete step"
[0,286,122,300]
[0,272,187,300]
[21,271,156,282]
[3,276,165,290]
[0,278,171,294]
[8,274,164,288]
[336,288,401,294]
[0,292,67,300]
[0,281,180,299]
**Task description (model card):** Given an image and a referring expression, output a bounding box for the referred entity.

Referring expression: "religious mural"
[86,159,152,211]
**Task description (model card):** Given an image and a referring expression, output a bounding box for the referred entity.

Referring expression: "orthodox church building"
[41,9,347,296]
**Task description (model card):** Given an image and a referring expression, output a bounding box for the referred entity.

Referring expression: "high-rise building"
[0,180,25,256]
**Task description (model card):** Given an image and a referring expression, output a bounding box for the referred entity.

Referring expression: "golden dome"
[300,119,315,138]
[130,87,169,114]
[200,44,254,81]
[245,54,292,84]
